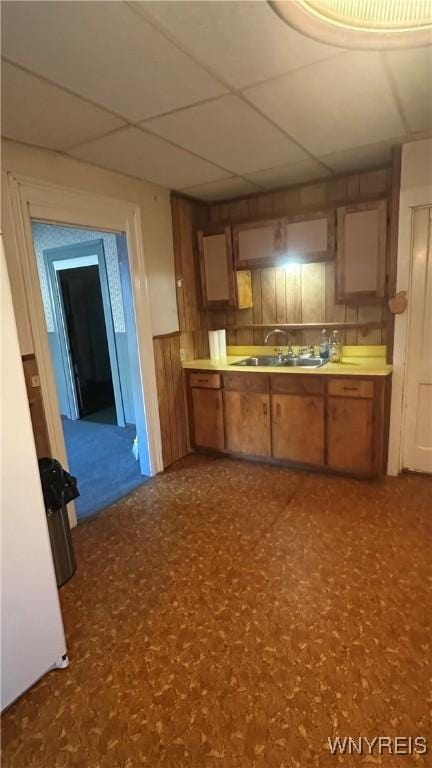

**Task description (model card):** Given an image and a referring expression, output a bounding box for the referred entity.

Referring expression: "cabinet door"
[197,226,235,308]
[336,200,387,303]
[284,211,335,263]
[233,219,285,268]
[192,388,224,451]
[272,394,324,465]
[224,391,271,456]
[327,396,374,474]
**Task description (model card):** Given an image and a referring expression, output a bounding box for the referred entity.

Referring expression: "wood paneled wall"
[205,166,391,347]
[208,168,391,224]
[208,261,386,347]
[171,195,210,359]
[170,168,394,354]
[153,333,189,468]
[22,354,50,458]
[158,165,396,465]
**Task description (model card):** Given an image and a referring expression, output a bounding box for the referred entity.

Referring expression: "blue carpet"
[62,418,149,520]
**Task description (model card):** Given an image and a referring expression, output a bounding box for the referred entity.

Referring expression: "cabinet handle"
[197,378,208,384]
[342,386,358,391]
[276,403,281,417]
[263,402,268,416]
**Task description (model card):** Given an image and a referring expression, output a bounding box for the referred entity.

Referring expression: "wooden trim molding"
[386,146,402,362]
[225,321,385,333]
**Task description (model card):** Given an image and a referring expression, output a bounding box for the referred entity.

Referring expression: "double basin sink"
[232,355,327,369]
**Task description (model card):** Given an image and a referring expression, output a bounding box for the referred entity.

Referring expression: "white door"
[403,206,432,473]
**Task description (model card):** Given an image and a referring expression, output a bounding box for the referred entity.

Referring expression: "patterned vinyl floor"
[2,455,431,767]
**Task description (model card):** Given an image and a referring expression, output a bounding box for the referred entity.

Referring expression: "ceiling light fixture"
[269,1,432,49]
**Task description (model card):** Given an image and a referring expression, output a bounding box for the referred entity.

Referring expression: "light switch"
[31,375,40,387]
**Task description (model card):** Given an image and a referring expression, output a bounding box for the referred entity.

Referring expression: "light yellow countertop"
[183,345,392,377]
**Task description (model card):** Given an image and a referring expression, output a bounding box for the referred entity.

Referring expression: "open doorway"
[32,222,150,520]
[58,264,116,422]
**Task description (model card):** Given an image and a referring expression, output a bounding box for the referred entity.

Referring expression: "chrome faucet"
[299,345,316,358]
[264,328,294,359]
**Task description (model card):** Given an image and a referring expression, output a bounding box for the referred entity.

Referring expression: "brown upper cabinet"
[197,225,236,308]
[336,200,387,303]
[233,218,285,269]
[233,211,335,268]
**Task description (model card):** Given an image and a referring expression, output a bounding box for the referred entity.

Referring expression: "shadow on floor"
[62,416,149,520]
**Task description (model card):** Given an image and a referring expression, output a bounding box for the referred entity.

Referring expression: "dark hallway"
[59,265,115,422]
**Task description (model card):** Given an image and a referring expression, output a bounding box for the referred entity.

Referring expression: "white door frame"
[388,182,432,475]
[5,172,164,525]
[46,239,126,427]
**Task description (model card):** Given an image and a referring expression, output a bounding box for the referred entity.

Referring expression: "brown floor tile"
[2,456,431,767]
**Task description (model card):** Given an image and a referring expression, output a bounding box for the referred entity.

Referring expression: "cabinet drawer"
[271,374,324,395]
[190,372,221,389]
[223,373,269,393]
[328,379,374,399]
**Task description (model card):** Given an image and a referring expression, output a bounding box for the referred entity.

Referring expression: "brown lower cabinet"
[191,387,224,451]
[327,396,374,474]
[188,371,387,477]
[224,391,271,456]
[272,394,324,465]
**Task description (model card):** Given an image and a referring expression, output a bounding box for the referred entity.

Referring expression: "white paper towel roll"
[208,330,220,361]
[217,329,227,359]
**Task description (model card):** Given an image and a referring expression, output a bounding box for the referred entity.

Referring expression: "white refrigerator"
[1,239,68,711]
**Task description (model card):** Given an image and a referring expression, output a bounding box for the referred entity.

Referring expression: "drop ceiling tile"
[245,158,331,189]
[385,47,432,133]
[1,61,124,151]
[320,139,404,173]
[1,1,227,122]
[144,95,306,175]
[142,0,338,88]
[68,127,229,190]
[180,177,262,202]
[245,51,405,156]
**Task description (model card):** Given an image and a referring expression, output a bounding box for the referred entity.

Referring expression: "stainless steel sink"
[283,357,327,368]
[232,355,327,368]
[234,355,282,366]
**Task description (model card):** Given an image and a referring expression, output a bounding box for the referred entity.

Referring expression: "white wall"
[388,137,432,475]
[1,138,179,355]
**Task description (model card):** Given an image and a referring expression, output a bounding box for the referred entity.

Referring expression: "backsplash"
[206,261,386,347]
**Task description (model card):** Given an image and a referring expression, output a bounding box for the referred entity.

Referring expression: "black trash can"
[38,458,79,587]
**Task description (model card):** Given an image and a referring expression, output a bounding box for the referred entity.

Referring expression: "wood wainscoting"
[22,353,50,458]
[153,332,190,468]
